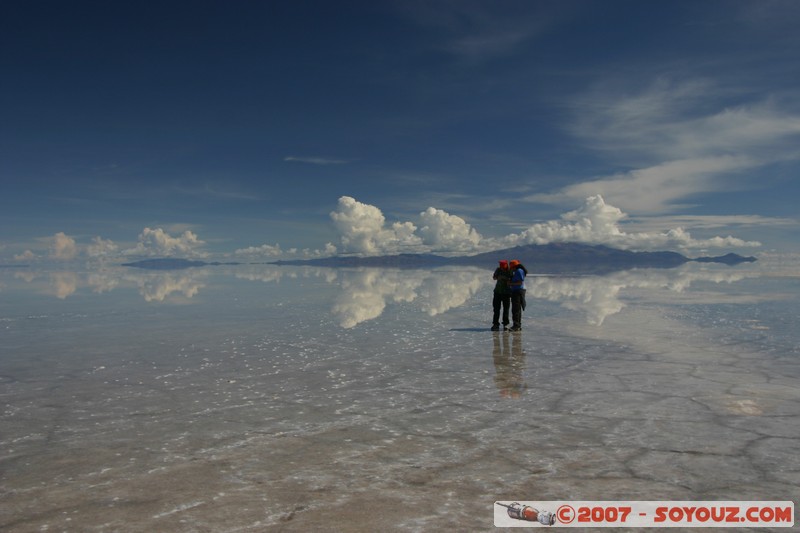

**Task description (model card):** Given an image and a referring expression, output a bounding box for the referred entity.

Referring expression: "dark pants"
[511,290,526,327]
[492,292,510,326]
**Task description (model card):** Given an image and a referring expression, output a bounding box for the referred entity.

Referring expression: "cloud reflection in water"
[4,264,758,326]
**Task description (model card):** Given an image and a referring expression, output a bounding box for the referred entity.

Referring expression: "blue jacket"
[509,267,525,292]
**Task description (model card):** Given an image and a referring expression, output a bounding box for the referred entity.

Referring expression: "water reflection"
[48,272,79,299]
[492,332,527,399]
[5,267,210,303]
[527,268,753,325]
[0,264,759,325]
[332,268,486,328]
[333,269,423,328]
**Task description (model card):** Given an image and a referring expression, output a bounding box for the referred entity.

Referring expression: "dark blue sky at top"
[2,0,799,259]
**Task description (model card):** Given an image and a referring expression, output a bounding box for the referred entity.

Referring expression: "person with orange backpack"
[491,260,511,331]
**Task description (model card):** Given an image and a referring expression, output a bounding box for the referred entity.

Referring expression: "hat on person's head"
[498,260,508,268]
[509,259,520,268]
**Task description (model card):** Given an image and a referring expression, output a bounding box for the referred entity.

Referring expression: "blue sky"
[2,0,799,263]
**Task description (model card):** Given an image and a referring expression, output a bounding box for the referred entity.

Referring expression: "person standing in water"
[508,259,527,332]
[491,260,511,331]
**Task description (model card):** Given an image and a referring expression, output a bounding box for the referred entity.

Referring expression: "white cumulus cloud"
[496,195,761,251]
[419,207,482,251]
[328,195,759,256]
[330,196,423,255]
[124,227,207,257]
[14,250,36,262]
[235,243,284,257]
[49,232,78,260]
[86,236,119,258]
[234,242,338,259]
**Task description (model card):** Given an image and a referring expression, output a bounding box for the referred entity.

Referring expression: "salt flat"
[1,262,797,531]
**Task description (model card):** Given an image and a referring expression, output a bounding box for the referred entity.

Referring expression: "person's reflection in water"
[492,332,527,398]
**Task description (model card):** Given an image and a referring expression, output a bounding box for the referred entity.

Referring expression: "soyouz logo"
[494,501,794,528]
[495,502,555,525]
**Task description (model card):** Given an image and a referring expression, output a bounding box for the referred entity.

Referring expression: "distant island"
[121,258,242,270]
[121,243,756,273]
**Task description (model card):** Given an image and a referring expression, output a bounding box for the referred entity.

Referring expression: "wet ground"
[1,262,798,531]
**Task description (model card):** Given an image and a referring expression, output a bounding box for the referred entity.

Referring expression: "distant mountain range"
[274,243,756,274]
[121,243,757,273]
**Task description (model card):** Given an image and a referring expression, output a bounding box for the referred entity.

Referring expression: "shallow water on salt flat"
[0,261,798,531]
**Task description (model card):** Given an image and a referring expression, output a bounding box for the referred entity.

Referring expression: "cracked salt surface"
[0,262,798,531]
